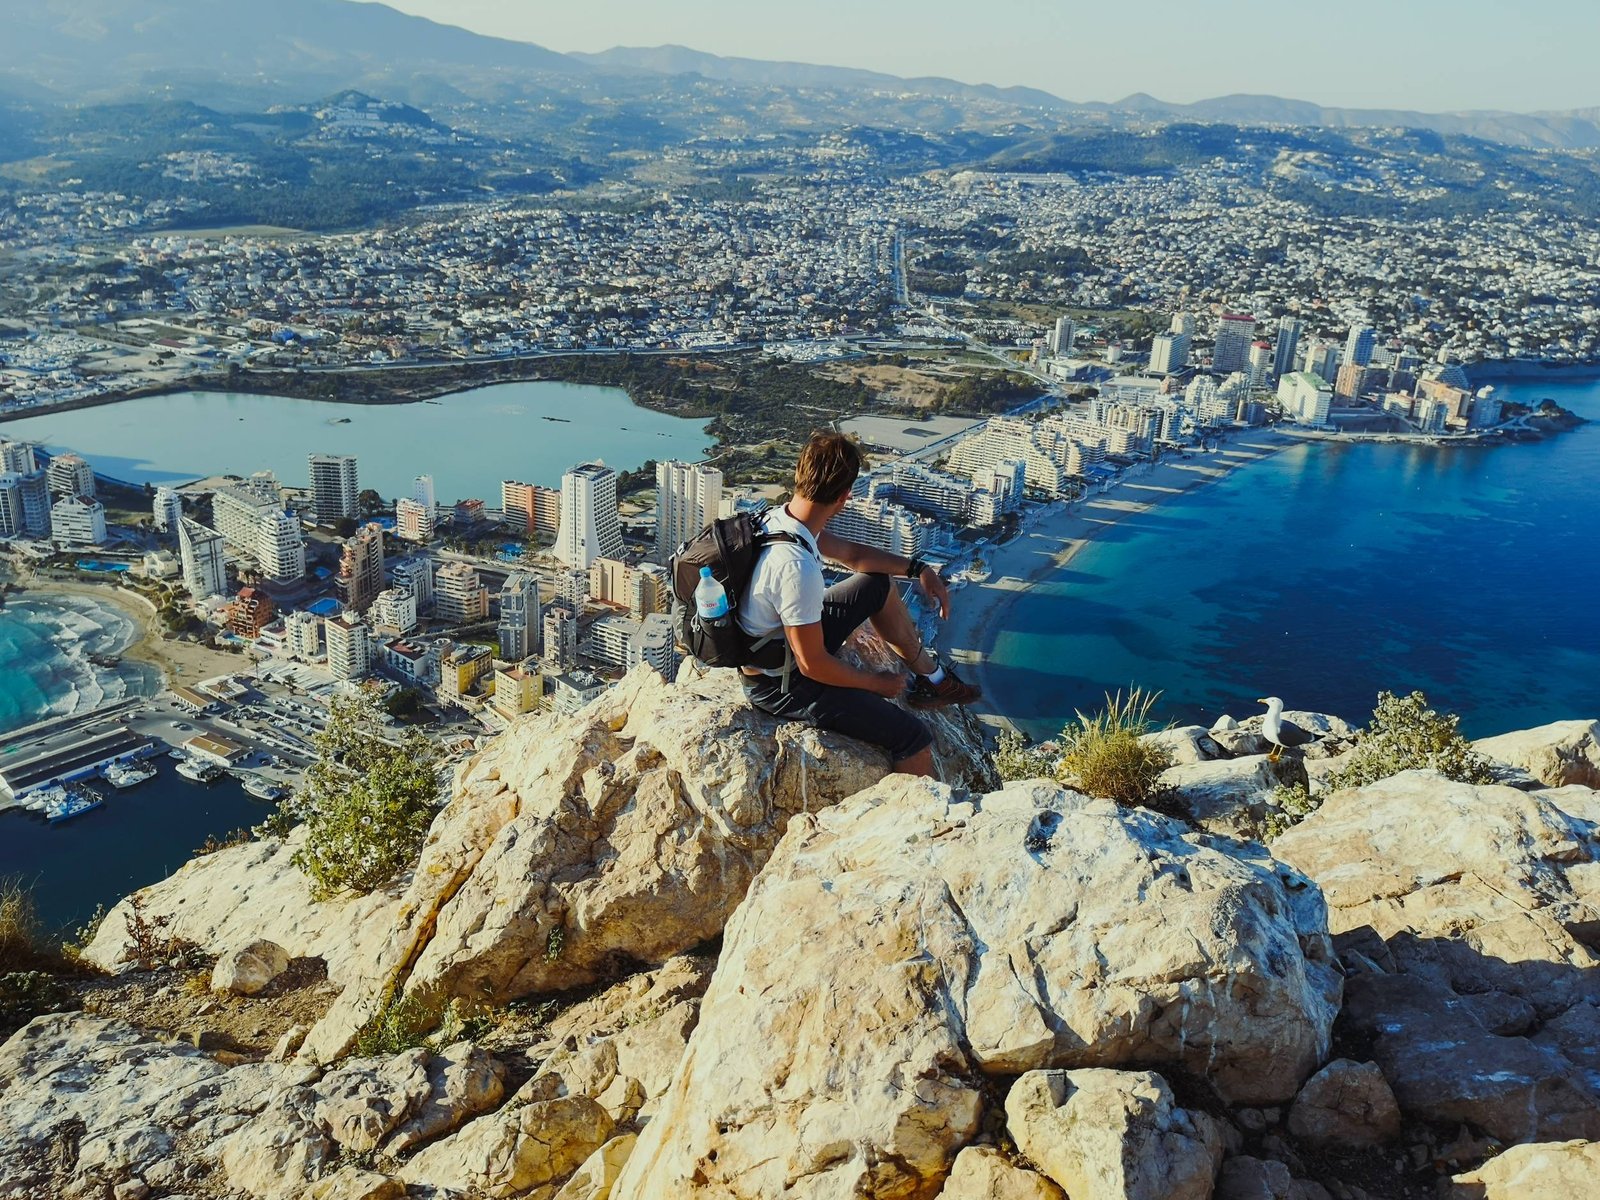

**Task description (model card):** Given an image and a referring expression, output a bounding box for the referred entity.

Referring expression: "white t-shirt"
[738,507,822,673]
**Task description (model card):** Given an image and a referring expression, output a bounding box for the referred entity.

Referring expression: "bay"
[0,379,712,501]
[985,373,1600,741]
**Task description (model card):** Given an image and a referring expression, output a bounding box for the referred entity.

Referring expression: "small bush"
[0,971,75,1032]
[1328,690,1496,791]
[993,729,1059,783]
[0,878,47,972]
[354,989,441,1058]
[1261,782,1320,841]
[1056,689,1173,805]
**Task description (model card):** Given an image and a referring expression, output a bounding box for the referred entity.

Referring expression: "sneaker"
[906,667,982,710]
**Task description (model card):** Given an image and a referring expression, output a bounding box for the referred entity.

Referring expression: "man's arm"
[784,621,906,698]
[815,530,952,620]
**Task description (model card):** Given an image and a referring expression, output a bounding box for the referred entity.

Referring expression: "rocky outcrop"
[1158,753,1307,836]
[1445,1139,1600,1198]
[1285,1059,1401,1148]
[939,1147,1064,1199]
[397,1095,613,1199]
[211,938,290,996]
[614,776,1339,1198]
[1142,724,1223,764]
[1475,719,1600,788]
[1005,1069,1224,1200]
[1274,770,1600,1143]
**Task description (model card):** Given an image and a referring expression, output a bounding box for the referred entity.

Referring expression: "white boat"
[23,784,66,814]
[241,774,286,801]
[176,758,222,784]
[44,785,103,823]
[103,760,158,789]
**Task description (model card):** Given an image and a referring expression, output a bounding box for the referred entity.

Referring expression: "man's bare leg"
[868,581,936,674]
[893,745,936,778]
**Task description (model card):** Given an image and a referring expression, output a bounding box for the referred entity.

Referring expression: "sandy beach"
[937,430,1297,733]
[10,577,245,693]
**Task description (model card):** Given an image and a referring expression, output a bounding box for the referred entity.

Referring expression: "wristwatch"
[904,555,927,579]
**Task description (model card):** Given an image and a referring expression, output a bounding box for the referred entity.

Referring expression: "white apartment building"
[392,557,434,614]
[1212,313,1256,374]
[308,453,359,523]
[435,560,489,625]
[50,495,107,546]
[497,573,540,662]
[655,460,723,564]
[153,486,182,534]
[543,605,578,672]
[256,510,306,585]
[555,461,624,570]
[211,479,303,584]
[286,610,322,662]
[395,497,434,542]
[1272,316,1304,383]
[1277,372,1333,427]
[0,473,22,538]
[0,440,37,474]
[629,612,678,678]
[827,497,935,558]
[1049,315,1077,356]
[178,518,227,599]
[585,613,639,670]
[412,474,436,511]
[324,613,372,681]
[46,453,94,499]
[947,418,1070,497]
[1148,333,1187,375]
[369,587,419,636]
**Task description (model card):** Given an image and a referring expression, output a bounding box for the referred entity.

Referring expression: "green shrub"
[279,695,444,897]
[1261,782,1320,841]
[994,689,1172,806]
[1328,690,1496,791]
[353,989,441,1058]
[0,971,74,1032]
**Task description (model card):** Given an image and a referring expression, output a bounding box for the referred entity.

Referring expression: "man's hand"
[869,669,910,699]
[918,566,951,620]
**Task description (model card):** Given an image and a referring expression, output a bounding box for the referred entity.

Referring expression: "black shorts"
[742,572,933,764]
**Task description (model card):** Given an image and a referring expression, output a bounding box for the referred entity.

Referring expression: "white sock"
[923,665,947,685]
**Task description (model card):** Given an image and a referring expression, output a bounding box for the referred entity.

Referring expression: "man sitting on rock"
[739,430,981,777]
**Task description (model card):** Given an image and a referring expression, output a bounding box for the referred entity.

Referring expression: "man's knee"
[861,571,893,611]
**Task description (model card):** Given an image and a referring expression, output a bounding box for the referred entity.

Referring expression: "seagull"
[1258,696,1315,763]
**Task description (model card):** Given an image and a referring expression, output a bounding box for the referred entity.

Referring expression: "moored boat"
[44,784,103,823]
[175,757,222,783]
[103,760,158,789]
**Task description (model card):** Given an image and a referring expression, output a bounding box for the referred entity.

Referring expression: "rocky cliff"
[2,672,1597,1200]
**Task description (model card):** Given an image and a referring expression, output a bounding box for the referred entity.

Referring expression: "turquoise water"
[0,380,711,500]
[985,374,1600,740]
[0,595,159,735]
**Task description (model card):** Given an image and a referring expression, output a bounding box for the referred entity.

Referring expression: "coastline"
[939,430,1298,734]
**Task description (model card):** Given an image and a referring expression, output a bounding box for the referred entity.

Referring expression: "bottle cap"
[699,566,713,578]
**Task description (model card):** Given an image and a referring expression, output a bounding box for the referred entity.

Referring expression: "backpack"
[669,507,804,671]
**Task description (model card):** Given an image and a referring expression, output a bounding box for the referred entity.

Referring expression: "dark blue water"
[0,762,273,935]
[987,373,1600,741]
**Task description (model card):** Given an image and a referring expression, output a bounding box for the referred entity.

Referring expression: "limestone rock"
[552,1133,638,1200]
[303,666,988,1061]
[1286,1059,1400,1148]
[311,1049,433,1155]
[302,1169,405,1200]
[1215,1156,1293,1200]
[1005,1069,1224,1200]
[1475,720,1600,788]
[383,1040,505,1154]
[1210,714,1269,757]
[1273,771,1600,1142]
[398,1095,613,1199]
[211,939,290,996]
[1444,1139,1600,1198]
[939,1146,1064,1199]
[270,1024,308,1063]
[613,777,1338,1200]
[1158,753,1308,836]
[1142,725,1223,765]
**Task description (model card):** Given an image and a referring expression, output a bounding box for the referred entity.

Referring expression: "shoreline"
[940,430,1299,735]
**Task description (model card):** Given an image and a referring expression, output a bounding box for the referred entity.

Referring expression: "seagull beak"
[1255,697,1267,705]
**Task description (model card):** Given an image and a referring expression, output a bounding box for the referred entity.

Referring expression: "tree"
[279,695,443,896]
[357,488,384,516]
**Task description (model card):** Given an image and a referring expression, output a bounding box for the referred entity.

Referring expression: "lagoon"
[0,380,712,502]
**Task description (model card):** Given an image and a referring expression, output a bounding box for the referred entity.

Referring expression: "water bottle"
[694,567,730,626]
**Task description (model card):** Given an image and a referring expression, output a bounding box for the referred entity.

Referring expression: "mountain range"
[6,0,1600,151]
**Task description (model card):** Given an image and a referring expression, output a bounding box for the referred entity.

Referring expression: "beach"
[938,430,1296,733]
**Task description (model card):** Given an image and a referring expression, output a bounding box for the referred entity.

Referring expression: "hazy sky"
[361,0,1595,113]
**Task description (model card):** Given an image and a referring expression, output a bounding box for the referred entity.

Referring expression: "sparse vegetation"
[278,694,443,897]
[353,988,442,1058]
[1262,782,1320,841]
[0,878,50,972]
[1327,690,1496,791]
[123,894,203,971]
[993,689,1173,806]
[0,972,75,1033]
[545,925,565,963]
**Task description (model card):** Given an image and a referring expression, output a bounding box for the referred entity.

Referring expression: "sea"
[984,371,1600,741]
[0,379,712,501]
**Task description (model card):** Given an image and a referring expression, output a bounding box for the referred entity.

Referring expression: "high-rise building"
[1334,362,1369,401]
[497,573,540,662]
[947,418,1070,498]
[286,610,322,662]
[586,614,640,670]
[178,518,227,599]
[412,474,435,512]
[0,441,38,474]
[395,497,434,543]
[654,461,722,564]
[1272,317,1304,383]
[435,561,489,626]
[46,454,94,499]
[1302,340,1339,384]
[501,480,562,540]
[555,462,624,570]
[153,486,182,535]
[1049,315,1077,357]
[337,523,385,614]
[1277,373,1333,427]
[629,612,678,679]
[542,606,578,672]
[1148,334,1187,375]
[369,587,419,636]
[631,563,670,618]
[50,495,107,545]
[226,588,276,639]
[1248,342,1274,389]
[392,557,434,614]
[1344,325,1376,369]
[324,613,371,681]
[557,567,589,613]
[1211,314,1256,374]
[0,473,23,538]
[15,472,49,537]
[491,663,544,720]
[256,510,306,586]
[826,497,935,557]
[308,454,359,524]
